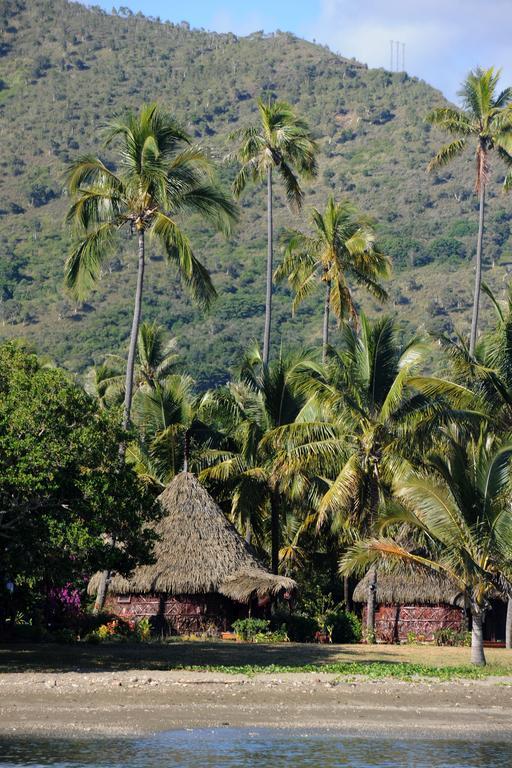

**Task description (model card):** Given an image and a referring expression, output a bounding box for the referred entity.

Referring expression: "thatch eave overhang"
[352,569,465,608]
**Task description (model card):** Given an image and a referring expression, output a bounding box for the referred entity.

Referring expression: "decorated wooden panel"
[362,604,465,643]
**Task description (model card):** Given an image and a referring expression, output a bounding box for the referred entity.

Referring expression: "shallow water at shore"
[1,729,511,768]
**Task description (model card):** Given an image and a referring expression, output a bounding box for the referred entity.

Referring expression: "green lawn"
[1,641,511,679]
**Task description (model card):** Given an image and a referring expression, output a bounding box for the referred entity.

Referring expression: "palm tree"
[200,348,313,572]
[84,321,179,408]
[230,99,317,364]
[66,102,237,431]
[411,284,512,645]
[427,67,512,355]
[136,320,179,388]
[271,315,463,638]
[341,435,512,666]
[275,196,390,362]
[84,360,124,409]
[130,373,211,484]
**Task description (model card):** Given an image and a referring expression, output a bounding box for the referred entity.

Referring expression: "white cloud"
[302,0,512,100]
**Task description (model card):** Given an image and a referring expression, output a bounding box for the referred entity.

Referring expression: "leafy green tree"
[275,196,390,361]
[427,67,512,355]
[341,435,512,666]
[230,99,317,364]
[0,342,156,625]
[66,102,237,430]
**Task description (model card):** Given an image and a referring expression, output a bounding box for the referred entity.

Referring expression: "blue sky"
[82,1,512,102]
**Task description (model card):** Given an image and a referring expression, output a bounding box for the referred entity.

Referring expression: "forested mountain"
[1,0,512,385]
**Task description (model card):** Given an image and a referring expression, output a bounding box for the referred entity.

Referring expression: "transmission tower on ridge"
[388,40,406,72]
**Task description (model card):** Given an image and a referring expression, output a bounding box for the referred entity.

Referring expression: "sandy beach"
[2,668,512,741]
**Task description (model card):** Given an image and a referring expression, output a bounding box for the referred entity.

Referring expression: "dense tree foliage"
[0,342,157,622]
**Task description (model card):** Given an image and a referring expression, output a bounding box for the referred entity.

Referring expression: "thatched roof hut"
[353,569,465,607]
[88,472,295,609]
[353,569,466,643]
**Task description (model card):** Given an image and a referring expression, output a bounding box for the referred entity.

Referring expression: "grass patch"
[1,642,511,678]
[176,661,509,680]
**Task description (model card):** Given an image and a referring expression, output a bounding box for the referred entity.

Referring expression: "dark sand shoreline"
[2,670,512,742]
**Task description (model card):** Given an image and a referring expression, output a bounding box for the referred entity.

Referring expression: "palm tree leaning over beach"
[427,67,512,355]
[230,98,317,365]
[341,435,512,666]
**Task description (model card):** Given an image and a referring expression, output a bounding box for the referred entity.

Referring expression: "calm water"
[1,729,511,768]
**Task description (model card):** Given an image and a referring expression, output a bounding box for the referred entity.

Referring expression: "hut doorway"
[483,599,506,643]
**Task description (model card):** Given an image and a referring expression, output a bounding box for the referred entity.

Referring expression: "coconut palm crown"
[230,98,318,365]
[275,196,390,361]
[66,102,237,429]
[427,67,512,356]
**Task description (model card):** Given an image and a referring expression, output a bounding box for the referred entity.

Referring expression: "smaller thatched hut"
[353,571,465,643]
[88,472,296,635]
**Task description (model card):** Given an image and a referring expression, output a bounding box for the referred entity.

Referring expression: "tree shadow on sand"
[0,641,406,674]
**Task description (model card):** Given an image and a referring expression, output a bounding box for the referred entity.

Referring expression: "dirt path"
[2,669,512,741]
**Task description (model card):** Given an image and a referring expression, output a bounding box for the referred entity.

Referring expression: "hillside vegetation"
[1,0,512,384]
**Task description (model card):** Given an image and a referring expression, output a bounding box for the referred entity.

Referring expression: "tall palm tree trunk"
[365,474,379,642]
[469,185,485,357]
[271,491,279,575]
[322,280,331,364]
[94,230,146,615]
[343,574,351,612]
[506,597,512,649]
[471,606,486,666]
[366,566,377,642]
[123,229,146,430]
[262,166,273,366]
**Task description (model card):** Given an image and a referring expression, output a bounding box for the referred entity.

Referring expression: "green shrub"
[434,628,471,647]
[270,610,319,642]
[253,627,289,643]
[136,617,152,642]
[324,610,362,644]
[232,618,270,641]
[52,627,77,644]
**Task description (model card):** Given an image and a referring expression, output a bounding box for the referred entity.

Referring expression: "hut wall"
[105,593,248,635]
[362,604,465,643]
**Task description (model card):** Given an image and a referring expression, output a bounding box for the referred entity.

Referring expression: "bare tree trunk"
[343,574,351,612]
[95,230,146,615]
[506,597,512,650]
[471,608,486,666]
[262,165,273,366]
[183,430,190,473]
[322,279,331,364]
[366,567,377,643]
[123,229,146,430]
[271,492,279,575]
[93,576,108,616]
[469,185,485,357]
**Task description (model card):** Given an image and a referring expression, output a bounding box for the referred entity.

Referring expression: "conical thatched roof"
[88,472,296,602]
[352,570,465,608]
